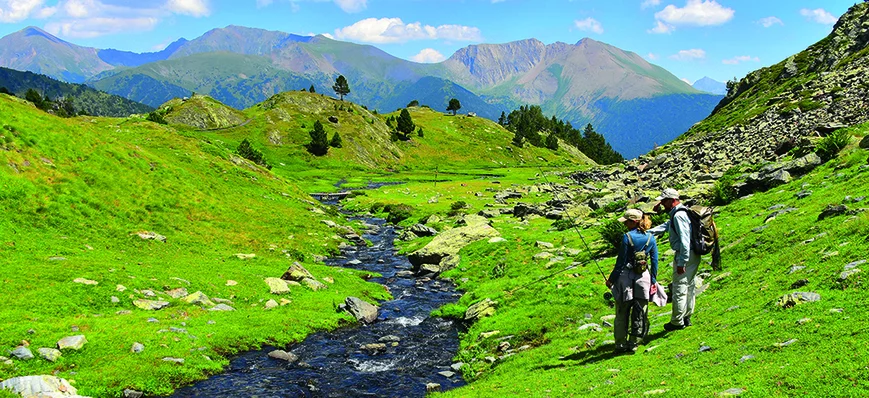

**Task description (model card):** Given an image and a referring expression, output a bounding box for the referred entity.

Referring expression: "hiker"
[649,188,700,331]
[606,209,658,353]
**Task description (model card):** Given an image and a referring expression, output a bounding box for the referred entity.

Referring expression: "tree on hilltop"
[407,99,419,107]
[309,84,316,93]
[396,108,415,140]
[308,120,329,155]
[447,98,461,115]
[332,75,350,101]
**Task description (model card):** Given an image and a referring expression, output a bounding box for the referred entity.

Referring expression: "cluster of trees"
[307,120,342,156]
[385,109,423,140]
[24,88,78,117]
[499,105,624,165]
[237,138,272,169]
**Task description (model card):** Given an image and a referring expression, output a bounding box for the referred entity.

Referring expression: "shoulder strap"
[642,232,652,251]
[626,232,634,247]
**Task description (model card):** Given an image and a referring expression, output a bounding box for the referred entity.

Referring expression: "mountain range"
[692,76,728,95]
[0,26,724,158]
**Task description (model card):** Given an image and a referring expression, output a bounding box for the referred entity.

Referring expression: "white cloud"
[758,16,782,28]
[333,17,482,44]
[574,17,603,34]
[46,16,159,38]
[34,0,209,38]
[0,0,45,22]
[641,0,660,9]
[669,48,706,61]
[800,8,837,25]
[647,20,674,34]
[681,78,692,85]
[166,0,210,17]
[255,0,272,7]
[333,0,366,13]
[652,0,734,32]
[722,55,759,65]
[410,48,445,63]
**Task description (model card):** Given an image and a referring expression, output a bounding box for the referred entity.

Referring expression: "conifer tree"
[447,98,461,115]
[545,133,558,150]
[329,131,342,148]
[332,75,350,101]
[309,84,316,93]
[396,108,415,139]
[308,120,329,155]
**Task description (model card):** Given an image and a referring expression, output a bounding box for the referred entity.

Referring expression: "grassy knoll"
[344,124,869,397]
[0,94,389,397]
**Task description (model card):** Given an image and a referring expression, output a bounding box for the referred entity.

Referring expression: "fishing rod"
[535,164,609,284]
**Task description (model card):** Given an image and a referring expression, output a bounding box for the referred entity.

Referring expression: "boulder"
[57,335,87,350]
[464,298,497,321]
[328,116,339,123]
[235,253,256,260]
[124,389,144,398]
[513,203,544,217]
[494,191,523,202]
[409,224,438,237]
[281,262,315,282]
[36,348,61,362]
[10,346,34,360]
[478,209,501,219]
[264,299,279,310]
[209,304,235,311]
[131,343,145,353]
[782,153,822,176]
[134,231,166,242]
[860,135,869,149]
[133,299,170,311]
[0,376,86,397]
[345,297,378,323]
[397,230,419,241]
[73,278,98,286]
[265,277,290,294]
[407,221,500,270]
[818,204,849,221]
[268,349,299,362]
[776,292,821,308]
[165,287,188,299]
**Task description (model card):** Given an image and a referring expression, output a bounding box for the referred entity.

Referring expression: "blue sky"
[0,0,857,83]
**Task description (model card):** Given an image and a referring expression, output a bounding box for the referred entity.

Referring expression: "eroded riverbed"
[171,216,465,397]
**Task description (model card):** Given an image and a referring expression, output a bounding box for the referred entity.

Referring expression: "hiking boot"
[663,322,684,332]
[684,316,692,327]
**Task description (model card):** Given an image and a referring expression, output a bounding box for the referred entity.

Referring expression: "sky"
[0,0,859,84]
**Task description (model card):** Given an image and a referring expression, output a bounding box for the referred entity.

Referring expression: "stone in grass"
[73,278,98,285]
[450,362,464,372]
[818,205,848,221]
[182,291,214,306]
[464,298,497,321]
[720,388,746,396]
[10,346,34,360]
[235,253,256,260]
[57,335,87,351]
[739,355,755,363]
[37,348,62,362]
[644,390,668,395]
[131,342,145,353]
[839,269,861,281]
[302,278,327,291]
[226,280,238,286]
[267,350,298,363]
[844,260,866,270]
[134,299,170,310]
[776,292,820,308]
[774,339,798,348]
[578,323,601,332]
[699,345,712,352]
[163,357,184,364]
[165,287,188,299]
[264,299,279,310]
[209,304,235,311]
[265,277,290,294]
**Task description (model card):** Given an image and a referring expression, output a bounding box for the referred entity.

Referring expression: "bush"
[599,218,626,255]
[711,167,742,205]
[448,201,467,217]
[816,129,851,162]
[797,100,824,112]
[237,138,272,169]
[552,218,575,231]
[146,111,167,125]
[384,204,414,224]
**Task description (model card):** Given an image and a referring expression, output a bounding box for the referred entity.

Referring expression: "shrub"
[146,111,167,125]
[385,204,413,224]
[797,99,824,112]
[448,201,467,217]
[237,138,272,169]
[600,218,626,255]
[711,167,742,205]
[816,129,851,162]
[552,218,575,231]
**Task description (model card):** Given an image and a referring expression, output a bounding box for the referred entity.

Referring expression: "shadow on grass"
[535,330,672,370]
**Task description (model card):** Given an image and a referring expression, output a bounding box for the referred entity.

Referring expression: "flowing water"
[171,216,465,397]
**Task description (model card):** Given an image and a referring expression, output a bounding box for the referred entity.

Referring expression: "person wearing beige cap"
[606,208,659,353]
[650,188,700,331]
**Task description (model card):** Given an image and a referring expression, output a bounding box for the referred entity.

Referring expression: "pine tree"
[407,99,420,107]
[545,133,558,150]
[446,98,461,115]
[396,108,415,139]
[309,84,316,93]
[308,120,329,155]
[417,127,424,137]
[25,89,43,108]
[498,111,507,126]
[329,131,342,148]
[332,75,350,101]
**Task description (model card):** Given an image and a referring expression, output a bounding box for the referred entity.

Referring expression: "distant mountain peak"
[18,26,67,45]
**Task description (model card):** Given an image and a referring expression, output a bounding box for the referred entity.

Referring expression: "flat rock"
[134,231,166,242]
[133,299,170,310]
[162,357,185,364]
[131,342,145,353]
[57,335,87,350]
[73,278,98,285]
[235,253,256,260]
[774,339,798,348]
[124,389,144,398]
[425,383,441,392]
[535,241,554,249]
[209,304,235,311]
[165,287,188,299]
[720,388,746,396]
[488,237,506,243]
[302,277,327,291]
[265,277,290,294]
[839,268,861,281]
[268,349,299,362]
[281,262,315,282]
[438,371,455,378]
[464,298,497,321]
[264,299,279,310]
[181,291,214,306]
[37,348,62,362]
[408,221,500,269]
[0,376,84,397]
[776,292,820,308]
[226,280,238,286]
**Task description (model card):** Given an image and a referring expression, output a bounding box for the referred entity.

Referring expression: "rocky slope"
[561,2,869,208]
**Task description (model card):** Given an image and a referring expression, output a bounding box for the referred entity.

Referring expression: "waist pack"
[626,232,652,274]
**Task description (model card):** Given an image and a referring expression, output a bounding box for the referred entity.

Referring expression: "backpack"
[672,206,722,271]
[625,232,652,274]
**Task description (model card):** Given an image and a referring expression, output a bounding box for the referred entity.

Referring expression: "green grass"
[0,95,389,396]
[344,125,869,397]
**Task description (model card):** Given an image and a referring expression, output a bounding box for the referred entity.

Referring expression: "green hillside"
[0,67,153,117]
[157,94,247,130]
[0,94,388,396]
